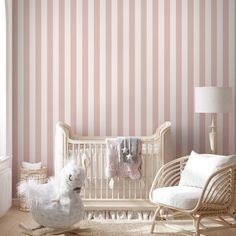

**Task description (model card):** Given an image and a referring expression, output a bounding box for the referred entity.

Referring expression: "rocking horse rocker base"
[19,223,82,236]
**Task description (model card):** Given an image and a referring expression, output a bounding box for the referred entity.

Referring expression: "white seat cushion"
[152,186,202,210]
[179,151,236,188]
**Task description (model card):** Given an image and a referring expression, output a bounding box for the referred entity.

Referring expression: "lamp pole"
[209,113,217,154]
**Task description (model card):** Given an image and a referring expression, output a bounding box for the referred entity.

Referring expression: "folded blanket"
[118,137,140,164]
[105,137,142,182]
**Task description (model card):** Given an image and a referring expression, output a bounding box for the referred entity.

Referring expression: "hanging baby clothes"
[105,137,142,189]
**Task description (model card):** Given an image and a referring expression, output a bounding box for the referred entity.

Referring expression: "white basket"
[19,167,47,211]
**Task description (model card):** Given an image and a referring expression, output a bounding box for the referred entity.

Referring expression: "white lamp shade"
[195,87,232,113]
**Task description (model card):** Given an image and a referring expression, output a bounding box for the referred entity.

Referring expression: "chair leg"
[193,216,201,236]
[150,207,161,234]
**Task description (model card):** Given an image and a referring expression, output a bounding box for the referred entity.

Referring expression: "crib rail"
[54,122,171,212]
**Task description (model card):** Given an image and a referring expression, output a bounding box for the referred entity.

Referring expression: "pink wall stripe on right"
[187,0,194,154]
[152,0,158,133]
[176,0,182,158]
[199,0,205,153]
[223,0,229,154]
[211,0,217,87]
[164,0,170,122]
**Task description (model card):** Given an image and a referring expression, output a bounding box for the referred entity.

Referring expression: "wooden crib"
[54,122,171,219]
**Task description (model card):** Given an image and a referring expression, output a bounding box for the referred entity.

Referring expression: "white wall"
[6,0,12,156]
[0,0,7,157]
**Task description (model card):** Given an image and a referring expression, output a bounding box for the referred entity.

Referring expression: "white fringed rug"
[1,208,236,236]
[74,219,188,236]
[64,219,236,236]
[0,208,186,236]
[18,219,189,236]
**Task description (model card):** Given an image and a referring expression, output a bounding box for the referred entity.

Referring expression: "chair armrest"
[194,162,236,212]
[149,156,189,203]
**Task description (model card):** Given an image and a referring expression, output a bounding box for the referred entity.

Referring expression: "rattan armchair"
[149,155,236,236]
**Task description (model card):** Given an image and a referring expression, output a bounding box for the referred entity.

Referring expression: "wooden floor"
[1,207,236,236]
[0,207,35,236]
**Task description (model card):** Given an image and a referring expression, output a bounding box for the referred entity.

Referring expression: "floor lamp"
[194,87,232,154]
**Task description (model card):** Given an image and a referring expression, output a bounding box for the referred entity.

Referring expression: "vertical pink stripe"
[94,0,100,136]
[71,0,77,131]
[223,0,229,154]
[187,0,194,153]
[106,0,112,136]
[129,0,135,136]
[59,0,65,122]
[47,0,53,175]
[199,0,206,153]
[35,0,41,163]
[211,0,217,86]
[153,0,158,132]
[82,0,88,135]
[117,0,124,135]
[141,0,147,135]
[24,0,30,162]
[12,0,18,197]
[164,0,170,121]
[176,0,182,157]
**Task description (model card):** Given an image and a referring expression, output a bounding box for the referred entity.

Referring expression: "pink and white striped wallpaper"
[12,0,236,194]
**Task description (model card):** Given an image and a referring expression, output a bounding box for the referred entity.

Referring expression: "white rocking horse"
[18,159,85,236]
